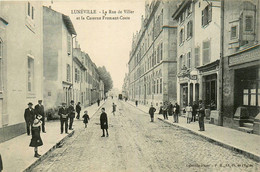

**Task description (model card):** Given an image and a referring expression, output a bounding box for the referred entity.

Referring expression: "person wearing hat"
[76,102,81,119]
[149,104,156,122]
[100,107,109,137]
[68,100,76,130]
[29,115,43,158]
[198,100,205,131]
[35,100,46,133]
[24,102,35,135]
[58,102,69,134]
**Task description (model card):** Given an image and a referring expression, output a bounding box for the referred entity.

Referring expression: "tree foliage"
[98,66,113,93]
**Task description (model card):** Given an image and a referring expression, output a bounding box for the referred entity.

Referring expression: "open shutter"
[208,3,212,23]
[202,9,204,26]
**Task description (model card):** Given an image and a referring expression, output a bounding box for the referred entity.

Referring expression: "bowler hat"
[71,100,74,103]
[28,102,33,106]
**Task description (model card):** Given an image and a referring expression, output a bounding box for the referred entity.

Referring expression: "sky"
[43,0,145,90]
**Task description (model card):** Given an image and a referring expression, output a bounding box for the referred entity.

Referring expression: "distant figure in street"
[97,99,100,106]
[149,104,156,122]
[76,102,81,119]
[24,102,35,136]
[112,103,117,115]
[82,111,90,128]
[162,102,168,120]
[192,101,198,122]
[29,115,43,158]
[159,102,163,115]
[173,102,180,123]
[35,100,46,133]
[100,108,109,137]
[186,103,192,124]
[198,100,205,131]
[168,102,173,117]
[58,103,68,134]
[68,100,76,130]
[135,100,138,107]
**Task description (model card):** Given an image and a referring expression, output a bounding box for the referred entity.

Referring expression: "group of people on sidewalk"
[149,100,206,131]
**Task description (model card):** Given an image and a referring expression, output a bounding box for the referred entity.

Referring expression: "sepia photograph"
[0,0,259,171]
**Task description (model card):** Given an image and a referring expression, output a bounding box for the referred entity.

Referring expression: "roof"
[62,14,77,35]
[172,0,191,20]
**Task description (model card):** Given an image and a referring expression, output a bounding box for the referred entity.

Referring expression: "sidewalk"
[127,101,260,162]
[0,102,104,172]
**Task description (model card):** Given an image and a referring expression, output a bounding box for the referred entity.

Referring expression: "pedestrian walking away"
[112,102,117,115]
[192,101,198,122]
[76,102,81,119]
[100,107,109,137]
[168,102,173,117]
[24,102,35,136]
[186,103,192,124]
[135,100,138,107]
[198,100,205,131]
[68,100,76,130]
[58,103,69,134]
[162,102,168,120]
[35,100,46,133]
[82,111,90,128]
[173,102,180,123]
[149,104,156,122]
[29,115,43,158]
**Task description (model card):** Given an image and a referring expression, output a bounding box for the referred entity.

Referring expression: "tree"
[98,66,113,93]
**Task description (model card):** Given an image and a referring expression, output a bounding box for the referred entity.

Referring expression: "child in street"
[186,103,192,124]
[82,111,90,128]
[29,115,43,158]
[112,103,117,115]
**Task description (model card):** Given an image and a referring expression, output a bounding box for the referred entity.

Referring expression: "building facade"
[122,73,130,99]
[43,6,76,109]
[128,0,179,109]
[173,0,221,125]
[0,1,43,142]
[222,0,260,133]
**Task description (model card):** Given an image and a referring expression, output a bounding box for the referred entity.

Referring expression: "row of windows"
[179,21,193,45]
[133,78,163,96]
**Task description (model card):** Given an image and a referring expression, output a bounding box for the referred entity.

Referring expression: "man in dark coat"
[58,103,68,134]
[192,101,198,122]
[162,102,168,120]
[24,102,35,135]
[100,108,109,137]
[97,99,100,106]
[173,102,180,123]
[76,102,81,119]
[198,100,205,131]
[149,104,156,122]
[168,102,173,116]
[35,100,46,133]
[68,100,76,130]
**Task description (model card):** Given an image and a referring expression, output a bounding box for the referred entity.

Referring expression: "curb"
[23,130,75,172]
[157,117,260,162]
[23,101,106,171]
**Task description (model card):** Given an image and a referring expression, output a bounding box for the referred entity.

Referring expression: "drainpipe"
[219,0,224,126]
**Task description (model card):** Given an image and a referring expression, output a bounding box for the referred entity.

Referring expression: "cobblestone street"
[32,99,259,172]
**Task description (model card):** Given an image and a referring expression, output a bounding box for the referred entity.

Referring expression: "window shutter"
[202,10,204,26]
[203,41,210,64]
[195,47,200,67]
[190,21,193,37]
[208,4,212,23]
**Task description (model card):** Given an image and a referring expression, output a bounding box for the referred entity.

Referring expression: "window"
[157,46,160,62]
[67,64,71,82]
[195,47,200,67]
[202,40,210,65]
[179,12,185,24]
[231,26,237,39]
[28,2,30,16]
[179,55,183,71]
[32,6,34,20]
[202,4,212,27]
[160,78,162,93]
[187,52,191,69]
[187,21,193,39]
[179,28,184,45]
[245,16,253,31]
[0,40,3,92]
[187,4,192,17]
[157,79,159,94]
[27,57,34,92]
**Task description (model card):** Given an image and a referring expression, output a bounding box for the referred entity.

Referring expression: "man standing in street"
[24,102,35,135]
[112,103,117,115]
[76,102,81,119]
[58,103,68,134]
[97,99,100,107]
[198,100,205,131]
[168,102,173,117]
[68,100,76,130]
[149,104,156,122]
[192,101,198,122]
[100,108,109,137]
[35,100,46,133]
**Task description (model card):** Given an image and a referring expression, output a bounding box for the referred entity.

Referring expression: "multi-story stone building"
[172,0,221,124]
[128,0,179,108]
[0,1,43,142]
[222,0,260,134]
[43,6,76,109]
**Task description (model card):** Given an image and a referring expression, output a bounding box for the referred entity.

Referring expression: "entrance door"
[204,74,217,110]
